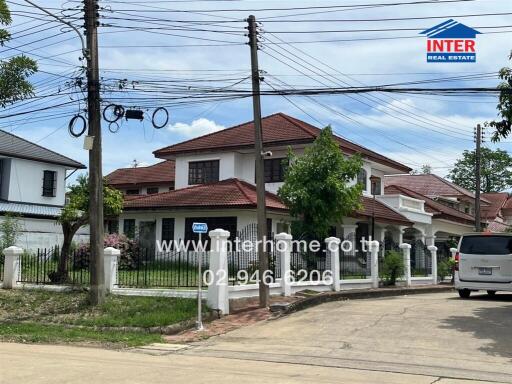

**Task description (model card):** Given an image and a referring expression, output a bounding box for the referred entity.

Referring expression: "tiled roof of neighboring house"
[384,173,490,203]
[0,201,61,217]
[385,184,475,225]
[480,192,509,220]
[154,113,411,173]
[124,178,287,211]
[106,160,175,187]
[353,196,413,226]
[487,220,511,233]
[0,130,85,169]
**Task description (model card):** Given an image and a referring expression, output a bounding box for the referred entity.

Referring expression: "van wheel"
[458,289,471,299]
[487,290,496,296]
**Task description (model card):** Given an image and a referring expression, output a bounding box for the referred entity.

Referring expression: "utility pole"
[84,0,105,305]
[247,15,269,308]
[474,123,482,232]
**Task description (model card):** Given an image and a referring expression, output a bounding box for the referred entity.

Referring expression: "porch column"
[104,247,120,293]
[325,237,341,292]
[2,246,22,289]
[208,229,230,315]
[341,224,357,240]
[427,245,438,285]
[275,232,292,297]
[398,226,406,244]
[450,247,458,260]
[400,243,412,287]
[370,240,379,288]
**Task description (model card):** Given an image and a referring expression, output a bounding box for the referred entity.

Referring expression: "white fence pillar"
[428,245,438,285]
[104,247,120,293]
[275,232,292,297]
[450,247,458,260]
[325,237,341,292]
[400,243,412,287]
[2,246,22,289]
[370,241,379,288]
[208,228,230,315]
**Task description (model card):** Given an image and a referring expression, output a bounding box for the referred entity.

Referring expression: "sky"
[2,0,512,183]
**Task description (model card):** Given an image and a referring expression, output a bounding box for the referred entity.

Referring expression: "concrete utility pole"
[474,123,482,232]
[247,15,269,308]
[84,0,105,305]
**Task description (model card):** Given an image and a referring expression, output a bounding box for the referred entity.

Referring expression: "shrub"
[438,258,456,282]
[380,250,405,286]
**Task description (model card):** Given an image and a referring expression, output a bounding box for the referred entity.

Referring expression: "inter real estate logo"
[420,19,481,63]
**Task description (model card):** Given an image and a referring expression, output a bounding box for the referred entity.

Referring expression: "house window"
[184,217,237,249]
[188,160,219,185]
[264,158,287,183]
[357,169,367,191]
[147,187,159,194]
[126,189,140,195]
[105,219,119,234]
[371,177,381,195]
[123,219,136,239]
[161,218,175,244]
[42,170,57,197]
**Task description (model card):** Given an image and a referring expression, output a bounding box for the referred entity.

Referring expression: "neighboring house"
[481,192,511,232]
[0,130,88,250]
[106,160,175,196]
[115,113,421,251]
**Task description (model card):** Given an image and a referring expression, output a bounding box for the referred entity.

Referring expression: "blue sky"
[3,0,512,182]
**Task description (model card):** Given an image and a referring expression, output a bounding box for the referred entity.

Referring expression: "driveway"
[183,291,512,383]
[2,291,512,383]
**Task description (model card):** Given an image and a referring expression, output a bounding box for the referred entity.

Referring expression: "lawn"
[0,290,200,348]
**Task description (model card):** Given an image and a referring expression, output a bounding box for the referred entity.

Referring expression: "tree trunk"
[53,221,83,283]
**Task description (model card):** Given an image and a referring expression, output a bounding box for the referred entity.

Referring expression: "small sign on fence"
[192,222,208,234]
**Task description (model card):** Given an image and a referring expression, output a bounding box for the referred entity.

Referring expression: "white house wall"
[6,158,67,206]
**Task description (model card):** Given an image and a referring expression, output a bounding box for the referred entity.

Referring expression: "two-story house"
[0,130,87,250]
[117,113,423,249]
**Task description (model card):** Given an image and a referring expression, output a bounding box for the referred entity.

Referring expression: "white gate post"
[208,228,230,315]
[325,237,341,292]
[103,247,120,293]
[2,246,23,289]
[370,240,379,288]
[400,243,412,287]
[275,232,292,297]
[428,245,438,285]
[450,247,458,260]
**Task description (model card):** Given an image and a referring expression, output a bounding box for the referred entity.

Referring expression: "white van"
[455,233,512,298]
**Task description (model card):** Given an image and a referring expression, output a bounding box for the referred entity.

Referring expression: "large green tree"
[0,1,37,106]
[54,175,123,282]
[489,50,512,142]
[448,148,512,193]
[278,126,363,239]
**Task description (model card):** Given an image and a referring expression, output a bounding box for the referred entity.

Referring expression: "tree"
[0,214,21,251]
[0,1,38,106]
[448,148,512,193]
[489,50,512,142]
[53,175,123,283]
[278,126,363,240]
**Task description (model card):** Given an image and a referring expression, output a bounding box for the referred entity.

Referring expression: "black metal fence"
[0,254,4,282]
[117,249,209,288]
[18,247,90,285]
[411,240,432,277]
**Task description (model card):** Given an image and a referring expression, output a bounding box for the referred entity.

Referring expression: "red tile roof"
[384,174,490,203]
[106,160,175,187]
[123,178,287,211]
[154,113,411,173]
[481,192,509,220]
[385,184,475,225]
[353,196,413,226]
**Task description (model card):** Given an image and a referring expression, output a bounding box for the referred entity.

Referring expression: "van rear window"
[460,236,512,255]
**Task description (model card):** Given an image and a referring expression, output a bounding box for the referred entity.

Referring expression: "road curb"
[279,285,454,315]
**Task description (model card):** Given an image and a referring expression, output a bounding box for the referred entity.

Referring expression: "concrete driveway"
[183,291,512,383]
[2,291,512,383]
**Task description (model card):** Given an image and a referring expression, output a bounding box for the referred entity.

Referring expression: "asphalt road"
[2,291,512,383]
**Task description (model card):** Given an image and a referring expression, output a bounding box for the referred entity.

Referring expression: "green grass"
[0,290,200,348]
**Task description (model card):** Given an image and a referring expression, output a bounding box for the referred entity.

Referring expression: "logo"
[192,222,208,234]
[420,19,481,63]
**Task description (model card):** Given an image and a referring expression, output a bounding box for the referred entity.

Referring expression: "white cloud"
[167,118,225,138]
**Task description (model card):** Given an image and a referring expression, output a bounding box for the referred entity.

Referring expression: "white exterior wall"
[5,158,67,206]
[0,215,89,251]
[120,185,173,195]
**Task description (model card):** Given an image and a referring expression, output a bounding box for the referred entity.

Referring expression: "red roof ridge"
[277,113,320,138]
[232,178,257,204]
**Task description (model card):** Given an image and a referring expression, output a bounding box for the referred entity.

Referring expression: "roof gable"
[420,19,481,38]
[0,130,85,169]
[154,113,411,173]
